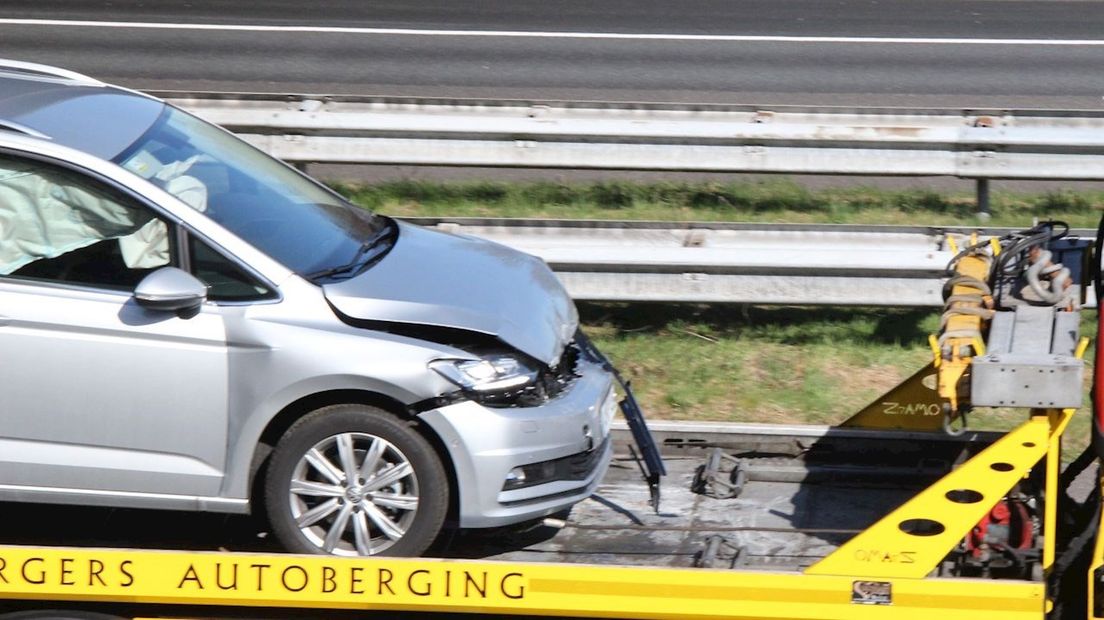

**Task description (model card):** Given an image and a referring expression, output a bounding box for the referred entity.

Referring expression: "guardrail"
[400,218,1097,306]
[153,92,1102,304]
[162,92,1104,180]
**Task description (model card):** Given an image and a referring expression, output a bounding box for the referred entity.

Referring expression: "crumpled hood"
[323,221,578,366]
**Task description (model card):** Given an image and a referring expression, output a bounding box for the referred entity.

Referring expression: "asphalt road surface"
[2,1,1104,108]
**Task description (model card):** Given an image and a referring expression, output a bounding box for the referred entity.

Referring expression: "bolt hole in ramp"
[1022,442,1036,448]
[898,518,946,536]
[944,489,984,504]
[990,462,1015,472]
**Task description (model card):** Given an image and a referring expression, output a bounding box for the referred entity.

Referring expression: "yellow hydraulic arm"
[934,234,996,417]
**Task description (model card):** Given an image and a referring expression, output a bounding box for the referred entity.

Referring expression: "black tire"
[264,404,449,557]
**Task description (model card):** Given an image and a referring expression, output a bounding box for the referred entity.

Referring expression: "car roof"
[0,60,164,161]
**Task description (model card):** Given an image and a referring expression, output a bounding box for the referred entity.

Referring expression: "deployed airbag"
[0,159,153,274]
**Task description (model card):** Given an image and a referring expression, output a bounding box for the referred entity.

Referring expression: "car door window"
[189,235,274,302]
[0,154,173,290]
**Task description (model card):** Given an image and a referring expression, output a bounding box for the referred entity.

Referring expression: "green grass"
[580,304,1096,457]
[580,304,939,424]
[331,178,1104,228]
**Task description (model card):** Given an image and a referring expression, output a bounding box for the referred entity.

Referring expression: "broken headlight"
[429,354,539,394]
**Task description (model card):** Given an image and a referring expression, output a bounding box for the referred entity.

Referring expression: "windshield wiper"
[304,223,396,282]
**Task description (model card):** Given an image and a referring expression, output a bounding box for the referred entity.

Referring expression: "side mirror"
[134,267,208,312]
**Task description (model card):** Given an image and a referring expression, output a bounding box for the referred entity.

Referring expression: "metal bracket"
[691,448,748,499]
[693,535,748,569]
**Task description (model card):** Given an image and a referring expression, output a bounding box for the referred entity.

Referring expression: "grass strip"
[333,178,1104,228]
[579,303,1095,456]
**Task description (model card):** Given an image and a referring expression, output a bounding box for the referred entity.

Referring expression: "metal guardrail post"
[977,179,991,220]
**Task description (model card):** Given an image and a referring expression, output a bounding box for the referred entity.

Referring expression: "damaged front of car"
[321,221,621,528]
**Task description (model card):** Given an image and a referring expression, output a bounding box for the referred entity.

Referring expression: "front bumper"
[418,357,616,528]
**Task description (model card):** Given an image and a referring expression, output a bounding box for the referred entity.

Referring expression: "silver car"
[0,60,618,557]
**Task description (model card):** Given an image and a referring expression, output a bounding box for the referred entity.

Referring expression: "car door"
[0,152,230,500]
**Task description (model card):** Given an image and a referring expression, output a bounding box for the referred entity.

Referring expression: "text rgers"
[0,557,134,588]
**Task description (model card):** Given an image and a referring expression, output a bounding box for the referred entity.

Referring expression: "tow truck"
[0,217,1100,620]
[5,57,1099,620]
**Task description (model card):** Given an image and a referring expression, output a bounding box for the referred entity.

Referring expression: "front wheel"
[264,405,449,557]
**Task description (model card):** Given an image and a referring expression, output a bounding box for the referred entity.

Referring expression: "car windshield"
[112,106,390,278]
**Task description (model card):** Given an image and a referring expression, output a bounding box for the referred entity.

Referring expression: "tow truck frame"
[0,421,1087,620]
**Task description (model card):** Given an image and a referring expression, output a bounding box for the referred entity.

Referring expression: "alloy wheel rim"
[288,432,420,556]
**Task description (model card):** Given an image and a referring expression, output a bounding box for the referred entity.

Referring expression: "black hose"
[989,221,1069,290]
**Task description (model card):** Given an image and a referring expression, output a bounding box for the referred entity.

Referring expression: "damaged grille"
[483,342,582,408]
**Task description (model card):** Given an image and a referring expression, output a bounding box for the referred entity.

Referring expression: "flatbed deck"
[0,422,996,573]
[0,422,1069,620]
[455,455,914,570]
